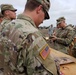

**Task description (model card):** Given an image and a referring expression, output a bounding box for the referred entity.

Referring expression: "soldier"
[50,17,75,54]
[0,4,17,31]
[48,24,54,37]
[48,23,61,49]
[2,0,60,75]
[68,24,76,57]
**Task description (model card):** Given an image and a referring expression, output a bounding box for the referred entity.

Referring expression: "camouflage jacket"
[0,19,17,75]
[1,14,58,75]
[54,25,75,54]
[0,19,11,32]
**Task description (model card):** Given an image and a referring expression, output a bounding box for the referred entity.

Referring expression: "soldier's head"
[56,17,66,28]
[0,4,17,20]
[24,0,50,27]
[0,12,3,23]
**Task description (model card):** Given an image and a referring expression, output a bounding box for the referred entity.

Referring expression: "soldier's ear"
[4,10,9,15]
[36,5,43,14]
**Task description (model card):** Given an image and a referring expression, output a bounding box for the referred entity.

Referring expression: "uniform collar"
[17,14,37,28]
[1,19,11,25]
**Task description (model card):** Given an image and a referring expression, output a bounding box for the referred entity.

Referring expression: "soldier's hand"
[51,36,57,41]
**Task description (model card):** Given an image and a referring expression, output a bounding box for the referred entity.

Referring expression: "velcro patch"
[40,45,50,60]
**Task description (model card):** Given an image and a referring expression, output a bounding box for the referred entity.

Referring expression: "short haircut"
[25,0,41,11]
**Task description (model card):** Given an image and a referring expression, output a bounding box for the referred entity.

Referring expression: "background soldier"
[1,0,59,75]
[0,4,17,31]
[50,17,75,54]
[48,24,54,37]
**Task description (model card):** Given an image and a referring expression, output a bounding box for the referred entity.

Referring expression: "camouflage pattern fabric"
[0,35,18,75]
[69,36,76,58]
[0,19,14,75]
[72,43,76,58]
[0,19,11,32]
[1,14,58,75]
[71,30,76,58]
[53,25,75,54]
[1,4,17,12]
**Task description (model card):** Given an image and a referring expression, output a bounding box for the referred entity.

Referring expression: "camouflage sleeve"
[7,24,35,75]
[56,29,75,46]
[5,24,35,74]
[16,33,35,75]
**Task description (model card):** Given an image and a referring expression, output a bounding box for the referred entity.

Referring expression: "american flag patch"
[40,45,50,60]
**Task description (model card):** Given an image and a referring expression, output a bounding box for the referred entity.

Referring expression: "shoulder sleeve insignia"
[40,45,50,60]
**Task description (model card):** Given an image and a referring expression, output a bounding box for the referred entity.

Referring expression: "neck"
[23,10,38,27]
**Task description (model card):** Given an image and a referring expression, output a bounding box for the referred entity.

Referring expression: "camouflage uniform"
[0,19,11,32]
[53,17,75,54]
[1,0,57,75]
[69,28,76,58]
[0,35,18,75]
[2,14,58,75]
[72,43,76,58]
[0,0,59,75]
